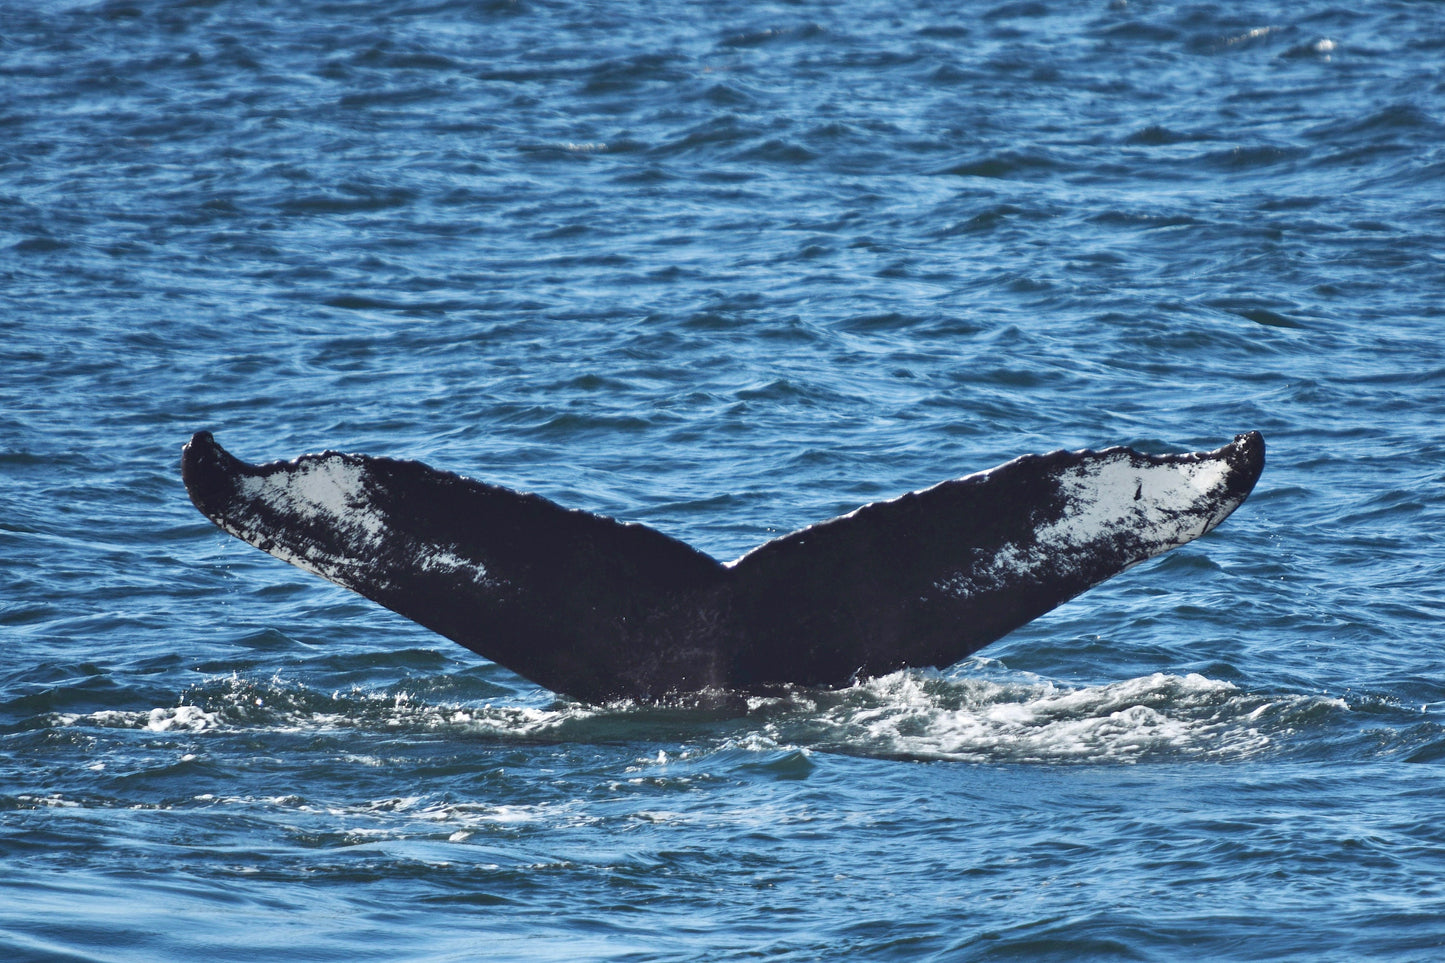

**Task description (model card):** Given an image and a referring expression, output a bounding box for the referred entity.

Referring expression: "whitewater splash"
[54,675,606,740]
[51,669,1338,765]
[769,670,1338,763]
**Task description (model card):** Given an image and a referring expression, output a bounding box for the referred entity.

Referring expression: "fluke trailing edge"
[182,431,1264,702]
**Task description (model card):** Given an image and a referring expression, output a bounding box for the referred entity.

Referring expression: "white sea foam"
[792,670,1336,764]
[49,665,1336,768]
[145,704,218,731]
[55,704,222,731]
[50,676,602,742]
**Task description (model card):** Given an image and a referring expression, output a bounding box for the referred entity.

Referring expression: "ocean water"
[3,0,1445,959]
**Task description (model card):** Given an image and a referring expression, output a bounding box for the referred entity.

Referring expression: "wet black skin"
[183,431,1264,702]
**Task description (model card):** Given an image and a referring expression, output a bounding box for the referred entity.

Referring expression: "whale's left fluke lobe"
[181,431,733,701]
[182,431,1264,702]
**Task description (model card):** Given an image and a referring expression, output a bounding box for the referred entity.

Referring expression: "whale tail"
[183,431,1264,701]
[725,432,1264,689]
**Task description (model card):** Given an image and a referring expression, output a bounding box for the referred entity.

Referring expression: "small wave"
[937,149,1062,179]
[717,23,826,49]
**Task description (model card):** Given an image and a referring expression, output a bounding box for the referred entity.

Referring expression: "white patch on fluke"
[418,547,486,577]
[936,451,1236,598]
[222,454,497,591]
[239,455,384,544]
[227,455,396,587]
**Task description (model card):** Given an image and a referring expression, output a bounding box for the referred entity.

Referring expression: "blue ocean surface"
[3,0,1445,959]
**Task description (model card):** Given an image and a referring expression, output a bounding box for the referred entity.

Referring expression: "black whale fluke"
[181,431,1264,702]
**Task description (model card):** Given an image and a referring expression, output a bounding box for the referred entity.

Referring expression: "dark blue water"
[4,0,1445,959]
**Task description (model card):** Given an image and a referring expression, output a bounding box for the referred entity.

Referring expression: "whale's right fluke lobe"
[183,431,1263,702]
[724,432,1265,690]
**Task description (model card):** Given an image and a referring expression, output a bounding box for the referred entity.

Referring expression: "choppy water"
[4,0,1445,959]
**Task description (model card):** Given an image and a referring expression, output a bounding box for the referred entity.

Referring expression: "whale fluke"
[182,431,1264,702]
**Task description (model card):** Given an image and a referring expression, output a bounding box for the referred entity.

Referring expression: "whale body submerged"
[182,431,1264,702]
